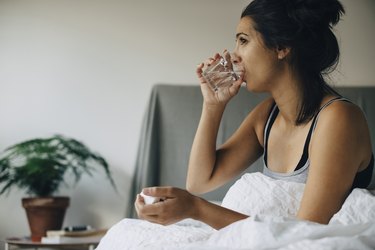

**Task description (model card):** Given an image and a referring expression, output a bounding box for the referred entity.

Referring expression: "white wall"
[333,0,375,86]
[0,0,374,246]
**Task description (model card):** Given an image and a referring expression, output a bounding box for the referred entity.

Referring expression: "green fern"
[0,135,116,197]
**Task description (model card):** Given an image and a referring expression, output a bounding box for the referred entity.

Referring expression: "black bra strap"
[263,102,278,167]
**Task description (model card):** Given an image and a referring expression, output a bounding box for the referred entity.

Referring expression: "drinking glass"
[202,54,240,91]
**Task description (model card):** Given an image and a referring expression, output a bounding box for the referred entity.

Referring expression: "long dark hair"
[241,0,345,125]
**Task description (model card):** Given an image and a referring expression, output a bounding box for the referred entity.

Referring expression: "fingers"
[142,186,177,198]
[135,187,194,226]
[196,62,204,78]
[223,50,233,69]
[229,80,242,96]
[197,50,245,101]
[209,53,221,63]
[135,194,176,225]
[197,52,222,86]
[197,62,210,86]
[140,200,166,214]
[135,199,159,222]
[134,194,146,218]
[198,53,221,70]
[135,194,163,218]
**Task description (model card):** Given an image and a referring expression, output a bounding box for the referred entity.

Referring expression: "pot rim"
[22,196,70,208]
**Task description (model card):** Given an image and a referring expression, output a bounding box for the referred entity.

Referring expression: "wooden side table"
[4,237,100,250]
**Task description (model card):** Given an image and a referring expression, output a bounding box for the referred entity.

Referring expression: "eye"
[239,37,248,45]
[236,36,248,45]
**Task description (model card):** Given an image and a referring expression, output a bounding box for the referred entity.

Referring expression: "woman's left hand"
[134,186,199,225]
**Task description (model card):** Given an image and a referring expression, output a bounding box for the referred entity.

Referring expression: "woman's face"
[233,17,283,92]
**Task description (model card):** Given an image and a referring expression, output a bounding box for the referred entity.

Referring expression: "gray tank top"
[262,97,347,183]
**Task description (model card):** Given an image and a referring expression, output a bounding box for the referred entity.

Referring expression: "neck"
[270,69,303,126]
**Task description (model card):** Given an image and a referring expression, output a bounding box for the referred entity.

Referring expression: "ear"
[276,46,291,60]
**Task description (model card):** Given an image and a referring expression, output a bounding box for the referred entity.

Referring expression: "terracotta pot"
[22,196,70,242]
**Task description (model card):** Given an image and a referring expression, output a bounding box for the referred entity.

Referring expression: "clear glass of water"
[202,54,240,91]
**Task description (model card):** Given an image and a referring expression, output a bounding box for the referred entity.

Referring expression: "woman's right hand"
[196,52,244,106]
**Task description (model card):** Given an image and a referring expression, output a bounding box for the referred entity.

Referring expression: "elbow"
[186,179,204,195]
[186,179,198,194]
[186,177,214,195]
[185,173,196,193]
[186,183,194,193]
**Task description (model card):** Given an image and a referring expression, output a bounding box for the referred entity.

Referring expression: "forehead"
[236,16,256,36]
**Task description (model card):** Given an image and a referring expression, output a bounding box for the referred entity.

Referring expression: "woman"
[135,0,373,230]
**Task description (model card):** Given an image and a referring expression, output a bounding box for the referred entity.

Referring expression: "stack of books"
[41,226,107,244]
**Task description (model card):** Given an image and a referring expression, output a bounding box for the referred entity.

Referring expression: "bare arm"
[136,99,272,229]
[297,102,373,224]
[186,95,270,194]
[187,54,273,194]
[186,102,226,193]
[136,187,248,230]
[193,196,248,229]
[186,57,243,194]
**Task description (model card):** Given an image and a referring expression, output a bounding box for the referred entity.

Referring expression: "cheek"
[243,57,275,92]
[245,53,274,81]
[241,48,261,75]
[243,57,260,82]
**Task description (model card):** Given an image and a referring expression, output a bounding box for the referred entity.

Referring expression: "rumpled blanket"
[96,173,375,250]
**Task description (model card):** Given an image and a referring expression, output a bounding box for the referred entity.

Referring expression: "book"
[41,235,103,244]
[46,228,107,237]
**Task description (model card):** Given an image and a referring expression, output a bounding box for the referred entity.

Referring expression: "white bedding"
[96,173,375,250]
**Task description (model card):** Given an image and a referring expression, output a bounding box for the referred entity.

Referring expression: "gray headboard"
[127,84,375,217]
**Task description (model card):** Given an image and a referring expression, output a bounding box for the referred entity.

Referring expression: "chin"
[245,80,258,92]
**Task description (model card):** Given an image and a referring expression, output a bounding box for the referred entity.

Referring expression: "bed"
[99,84,375,250]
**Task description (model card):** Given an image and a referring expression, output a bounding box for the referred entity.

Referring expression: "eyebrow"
[236,32,249,39]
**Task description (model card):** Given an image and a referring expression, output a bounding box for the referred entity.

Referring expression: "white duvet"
[96,173,375,250]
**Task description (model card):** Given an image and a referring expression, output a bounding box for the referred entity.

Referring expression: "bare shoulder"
[320,99,364,120]
[316,99,370,139]
[311,98,372,169]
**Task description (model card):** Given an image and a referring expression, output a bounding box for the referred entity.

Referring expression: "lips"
[233,64,245,80]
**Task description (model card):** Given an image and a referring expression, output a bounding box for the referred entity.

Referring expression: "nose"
[231,52,241,65]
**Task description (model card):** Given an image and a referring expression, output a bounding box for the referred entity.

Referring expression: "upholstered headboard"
[127,84,375,217]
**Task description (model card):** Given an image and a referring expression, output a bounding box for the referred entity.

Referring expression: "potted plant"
[0,134,116,242]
